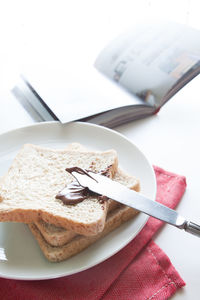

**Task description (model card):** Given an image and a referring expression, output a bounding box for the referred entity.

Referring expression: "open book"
[13,22,200,128]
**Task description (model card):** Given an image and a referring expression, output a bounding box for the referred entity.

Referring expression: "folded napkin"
[0,166,186,300]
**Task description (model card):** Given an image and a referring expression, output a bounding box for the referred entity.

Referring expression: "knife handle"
[184,221,200,237]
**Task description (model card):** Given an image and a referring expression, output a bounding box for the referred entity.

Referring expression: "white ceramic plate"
[0,122,156,280]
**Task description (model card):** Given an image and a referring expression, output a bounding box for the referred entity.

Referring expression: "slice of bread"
[35,168,140,246]
[34,143,140,246]
[29,205,138,262]
[0,144,118,236]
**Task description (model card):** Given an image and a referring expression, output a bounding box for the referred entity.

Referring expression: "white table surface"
[1,1,200,298]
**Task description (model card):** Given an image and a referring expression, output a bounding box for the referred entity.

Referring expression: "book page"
[95,22,200,107]
[21,66,144,124]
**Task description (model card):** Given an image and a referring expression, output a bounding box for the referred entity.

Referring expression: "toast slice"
[0,144,118,236]
[29,205,138,262]
[34,143,140,246]
[35,168,140,246]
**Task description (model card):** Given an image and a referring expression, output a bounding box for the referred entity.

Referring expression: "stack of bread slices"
[0,143,140,262]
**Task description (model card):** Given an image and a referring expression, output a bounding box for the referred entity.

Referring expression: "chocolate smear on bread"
[56,167,109,205]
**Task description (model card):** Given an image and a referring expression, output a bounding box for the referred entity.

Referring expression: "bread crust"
[29,205,138,262]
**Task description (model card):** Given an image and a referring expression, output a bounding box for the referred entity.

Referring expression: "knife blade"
[68,168,200,237]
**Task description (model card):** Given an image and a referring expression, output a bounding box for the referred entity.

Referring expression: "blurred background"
[0,0,200,91]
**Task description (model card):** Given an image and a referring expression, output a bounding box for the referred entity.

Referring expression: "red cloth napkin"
[0,166,186,300]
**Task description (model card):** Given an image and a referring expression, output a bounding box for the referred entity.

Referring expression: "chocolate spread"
[55,181,90,205]
[56,167,109,205]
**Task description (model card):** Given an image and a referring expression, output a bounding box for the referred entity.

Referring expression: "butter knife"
[68,168,200,237]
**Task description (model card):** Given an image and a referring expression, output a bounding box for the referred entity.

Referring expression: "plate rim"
[0,121,156,280]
